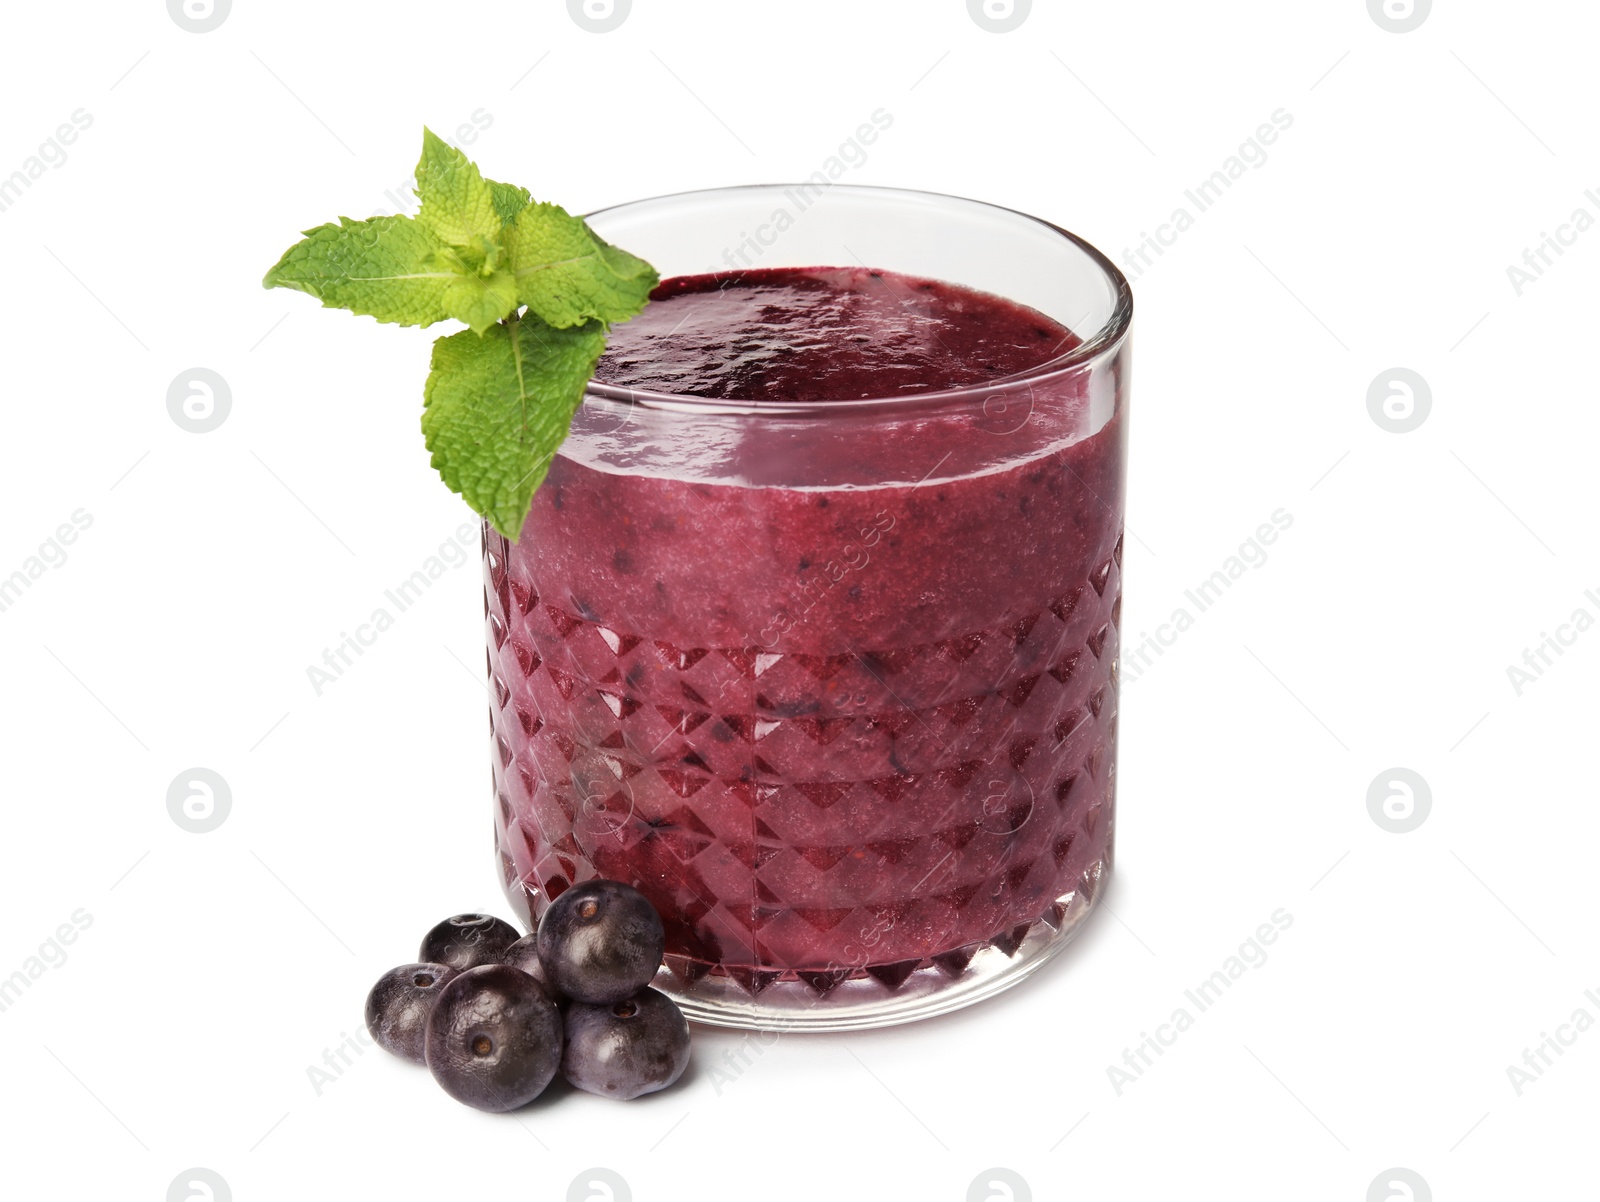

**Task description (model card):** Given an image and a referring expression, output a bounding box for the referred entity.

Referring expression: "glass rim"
[582,183,1133,417]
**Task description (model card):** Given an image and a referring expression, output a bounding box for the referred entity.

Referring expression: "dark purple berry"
[537,880,665,1005]
[562,988,690,1100]
[364,962,460,1064]
[500,933,551,989]
[424,964,562,1111]
[419,913,521,971]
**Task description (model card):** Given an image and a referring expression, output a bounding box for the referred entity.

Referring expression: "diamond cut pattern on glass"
[488,530,1121,995]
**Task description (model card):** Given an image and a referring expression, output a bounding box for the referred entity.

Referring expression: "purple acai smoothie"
[486,266,1123,995]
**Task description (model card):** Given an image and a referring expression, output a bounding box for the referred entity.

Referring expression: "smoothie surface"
[595,266,1073,401]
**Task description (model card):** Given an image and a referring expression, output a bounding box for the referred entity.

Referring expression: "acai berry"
[365,962,461,1064]
[562,988,691,1100]
[419,913,522,971]
[536,881,665,1005]
[424,964,563,1111]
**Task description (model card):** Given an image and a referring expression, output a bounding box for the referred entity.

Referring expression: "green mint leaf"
[442,269,520,338]
[414,127,503,248]
[486,178,532,226]
[262,132,529,334]
[422,313,607,539]
[405,129,523,332]
[506,201,659,328]
[265,126,659,533]
[261,215,457,328]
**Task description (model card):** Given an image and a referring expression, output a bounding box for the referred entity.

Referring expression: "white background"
[1,1,1594,1199]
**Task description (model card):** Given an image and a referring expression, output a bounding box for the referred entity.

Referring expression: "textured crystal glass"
[484,185,1131,1029]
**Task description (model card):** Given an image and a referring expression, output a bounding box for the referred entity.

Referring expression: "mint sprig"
[262,128,658,539]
